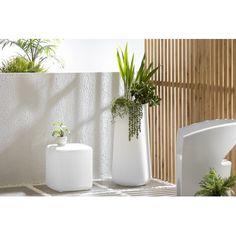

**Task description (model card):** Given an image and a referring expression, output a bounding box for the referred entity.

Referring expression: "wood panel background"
[145,39,236,183]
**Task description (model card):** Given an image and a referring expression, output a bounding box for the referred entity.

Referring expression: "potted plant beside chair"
[111,44,161,186]
[195,169,236,196]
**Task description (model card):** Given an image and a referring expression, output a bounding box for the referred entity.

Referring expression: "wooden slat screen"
[145,39,236,183]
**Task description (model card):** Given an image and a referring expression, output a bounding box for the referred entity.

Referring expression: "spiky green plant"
[0,39,63,72]
[116,44,135,99]
[52,122,70,138]
[195,169,236,196]
[131,54,161,106]
[112,44,161,140]
[135,54,159,84]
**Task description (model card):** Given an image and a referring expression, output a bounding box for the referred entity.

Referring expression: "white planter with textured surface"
[112,105,151,186]
[46,143,93,192]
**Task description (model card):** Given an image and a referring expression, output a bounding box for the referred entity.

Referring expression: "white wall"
[0,39,144,72]
[0,73,122,186]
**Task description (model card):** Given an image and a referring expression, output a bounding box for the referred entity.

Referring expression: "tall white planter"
[112,104,151,186]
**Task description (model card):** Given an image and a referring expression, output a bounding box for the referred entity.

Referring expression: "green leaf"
[117,50,125,80]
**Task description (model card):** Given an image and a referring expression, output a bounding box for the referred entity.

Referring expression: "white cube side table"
[46,143,93,192]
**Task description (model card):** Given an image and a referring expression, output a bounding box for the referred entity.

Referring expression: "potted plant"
[52,122,70,146]
[111,44,161,186]
[195,169,236,196]
[0,39,63,72]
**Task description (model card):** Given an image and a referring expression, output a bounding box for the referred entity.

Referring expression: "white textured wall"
[0,73,122,186]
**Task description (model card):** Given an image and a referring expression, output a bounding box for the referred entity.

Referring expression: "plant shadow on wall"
[111,44,161,140]
[0,75,79,185]
[0,73,120,185]
[0,39,63,72]
[72,73,121,178]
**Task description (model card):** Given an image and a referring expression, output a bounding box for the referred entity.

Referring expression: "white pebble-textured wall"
[0,73,122,186]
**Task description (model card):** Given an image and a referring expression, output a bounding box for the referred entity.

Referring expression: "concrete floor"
[0,178,176,197]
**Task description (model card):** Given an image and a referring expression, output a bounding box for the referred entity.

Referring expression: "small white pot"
[55,136,68,146]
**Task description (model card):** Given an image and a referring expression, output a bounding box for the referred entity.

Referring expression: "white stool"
[46,143,93,192]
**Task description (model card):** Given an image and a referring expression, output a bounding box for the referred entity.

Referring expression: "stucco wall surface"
[0,73,121,186]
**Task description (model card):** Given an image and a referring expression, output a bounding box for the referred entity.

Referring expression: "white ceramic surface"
[55,136,68,146]
[112,105,151,186]
[176,120,236,196]
[46,143,93,192]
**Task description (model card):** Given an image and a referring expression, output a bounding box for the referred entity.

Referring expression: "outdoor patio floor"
[0,178,176,197]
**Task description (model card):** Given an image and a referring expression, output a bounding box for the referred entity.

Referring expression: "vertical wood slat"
[158,40,161,179]
[165,39,169,181]
[153,39,157,177]
[161,40,164,180]
[171,39,175,183]
[145,39,236,183]
[152,40,158,176]
[168,39,171,181]
[150,39,155,177]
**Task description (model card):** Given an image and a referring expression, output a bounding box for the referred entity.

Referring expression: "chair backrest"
[176,120,236,196]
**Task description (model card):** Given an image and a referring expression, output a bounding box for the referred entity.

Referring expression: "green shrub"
[0,57,45,73]
[195,169,236,196]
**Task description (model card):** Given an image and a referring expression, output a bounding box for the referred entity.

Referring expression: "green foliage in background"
[195,169,236,196]
[112,44,161,140]
[0,57,45,73]
[52,122,70,138]
[0,39,63,72]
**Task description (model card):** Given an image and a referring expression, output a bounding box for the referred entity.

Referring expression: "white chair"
[176,120,236,196]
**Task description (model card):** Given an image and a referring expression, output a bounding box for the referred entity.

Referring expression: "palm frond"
[0,38,62,72]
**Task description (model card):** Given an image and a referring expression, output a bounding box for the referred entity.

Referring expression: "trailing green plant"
[52,122,70,138]
[111,97,131,119]
[112,44,161,140]
[128,101,143,140]
[112,97,143,140]
[195,169,236,196]
[0,39,63,72]
[0,56,45,73]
